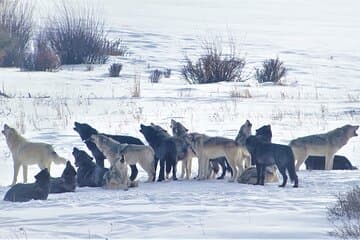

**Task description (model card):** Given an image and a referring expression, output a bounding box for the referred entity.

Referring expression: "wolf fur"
[90,134,156,182]
[102,156,133,190]
[290,125,359,170]
[49,161,76,194]
[238,166,278,185]
[73,122,143,181]
[246,135,298,187]
[305,155,357,170]
[190,133,251,182]
[73,147,108,187]
[2,124,67,186]
[4,168,50,202]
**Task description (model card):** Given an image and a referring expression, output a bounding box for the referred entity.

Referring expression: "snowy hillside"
[0,0,359,238]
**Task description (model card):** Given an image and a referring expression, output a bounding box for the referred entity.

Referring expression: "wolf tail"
[52,151,67,164]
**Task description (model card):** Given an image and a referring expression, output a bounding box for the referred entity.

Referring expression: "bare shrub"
[182,39,245,84]
[255,57,287,84]
[230,87,251,98]
[21,36,60,71]
[108,63,122,77]
[327,186,360,239]
[0,0,33,67]
[44,2,127,65]
[163,68,171,78]
[131,73,141,97]
[149,69,162,83]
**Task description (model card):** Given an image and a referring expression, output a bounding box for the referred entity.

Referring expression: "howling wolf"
[2,124,67,186]
[290,125,358,170]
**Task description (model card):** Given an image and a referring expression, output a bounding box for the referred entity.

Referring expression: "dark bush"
[149,69,162,83]
[327,186,360,239]
[182,40,245,84]
[21,36,60,71]
[255,57,287,84]
[163,68,171,78]
[0,0,33,67]
[44,3,127,65]
[108,63,122,77]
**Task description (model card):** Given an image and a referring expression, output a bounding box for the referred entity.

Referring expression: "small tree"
[255,57,287,84]
[182,39,245,84]
[327,186,360,239]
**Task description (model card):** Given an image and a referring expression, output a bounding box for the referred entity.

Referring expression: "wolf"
[73,122,143,180]
[255,125,272,143]
[246,136,298,187]
[238,166,278,185]
[89,134,156,182]
[305,155,357,170]
[290,125,359,170]
[170,119,252,180]
[140,124,189,181]
[4,168,50,202]
[49,161,77,194]
[189,132,251,182]
[2,124,67,186]
[102,156,132,190]
[73,147,108,187]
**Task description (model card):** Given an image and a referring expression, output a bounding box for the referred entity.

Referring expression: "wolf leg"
[11,162,20,186]
[293,148,307,171]
[325,154,335,170]
[129,165,138,181]
[278,167,288,187]
[23,165,28,183]
[186,157,192,179]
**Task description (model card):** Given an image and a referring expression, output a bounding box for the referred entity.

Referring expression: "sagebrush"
[327,186,360,239]
[255,57,287,84]
[182,39,245,84]
[44,2,126,65]
[0,0,33,67]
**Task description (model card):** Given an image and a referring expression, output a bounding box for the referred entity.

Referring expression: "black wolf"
[73,121,143,181]
[246,136,298,187]
[49,161,77,193]
[4,168,50,202]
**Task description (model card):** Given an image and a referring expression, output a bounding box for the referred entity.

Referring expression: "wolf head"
[235,120,252,145]
[35,168,50,185]
[256,125,272,142]
[73,122,98,141]
[170,119,188,137]
[342,124,359,139]
[61,161,77,179]
[72,147,94,167]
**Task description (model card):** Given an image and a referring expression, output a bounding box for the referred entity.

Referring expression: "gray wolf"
[238,166,278,185]
[305,155,357,170]
[73,121,143,181]
[189,132,251,182]
[246,136,298,187]
[73,147,108,187]
[171,119,252,180]
[140,123,190,181]
[102,156,135,190]
[2,124,67,186]
[290,125,359,170]
[4,168,50,202]
[49,161,76,193]
[89,134,156,182]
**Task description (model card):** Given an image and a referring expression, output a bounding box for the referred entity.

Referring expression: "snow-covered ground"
[0,0,359,238]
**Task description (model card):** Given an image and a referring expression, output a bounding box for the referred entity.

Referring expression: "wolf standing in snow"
[2,124,67,186]
[290,124,359,170]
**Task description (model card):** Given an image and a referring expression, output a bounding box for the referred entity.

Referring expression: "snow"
[0,0,360,238]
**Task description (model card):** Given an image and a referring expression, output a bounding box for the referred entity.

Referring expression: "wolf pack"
[1,121,358,202]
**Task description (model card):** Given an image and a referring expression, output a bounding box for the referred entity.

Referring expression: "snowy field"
[0,0,360,238]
